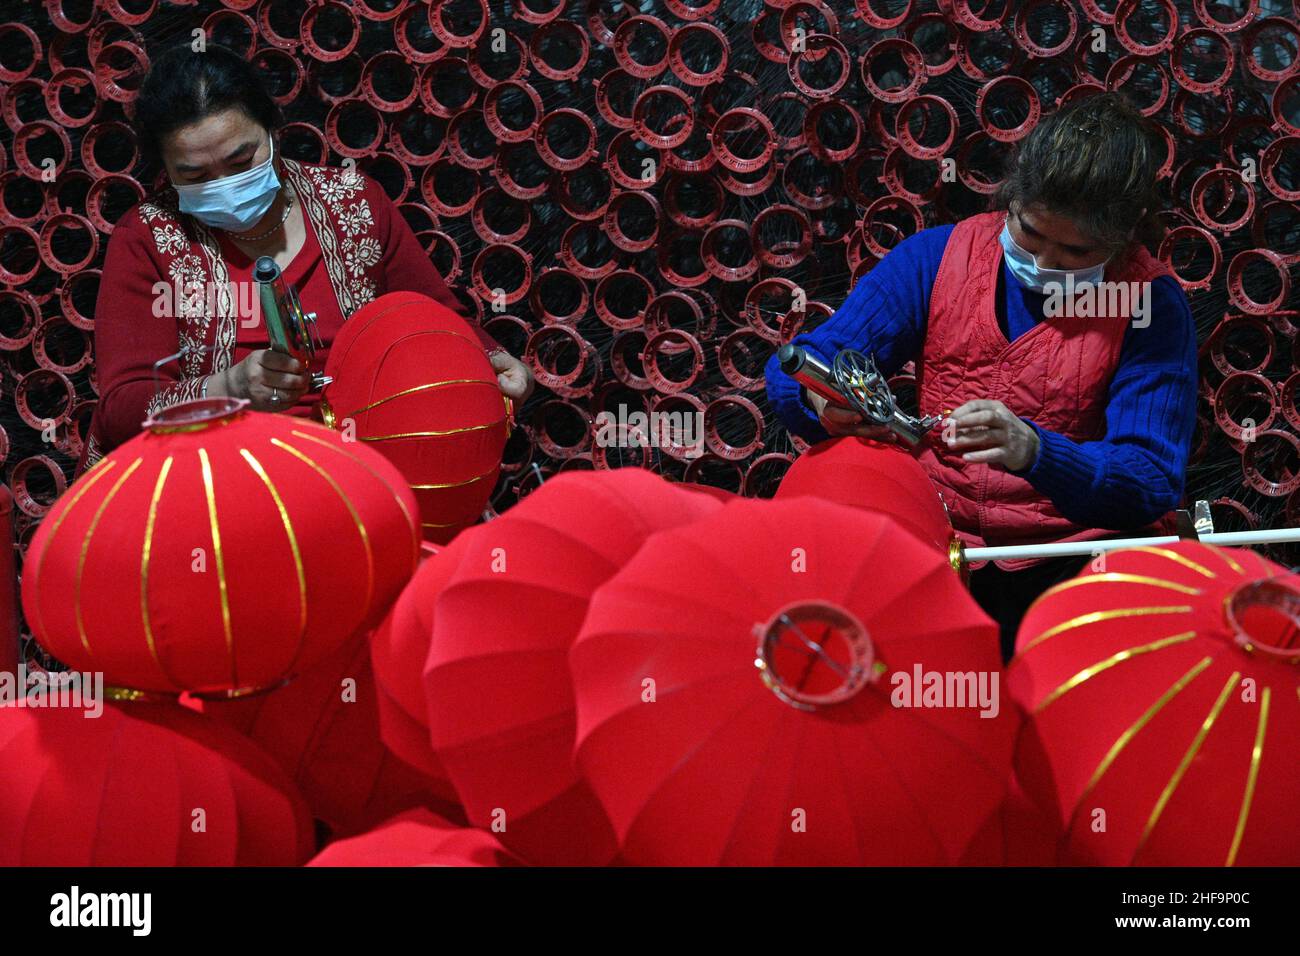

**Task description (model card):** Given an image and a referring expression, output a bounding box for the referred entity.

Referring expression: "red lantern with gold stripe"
[321,292,508,544]
[21,399,420,696]
[1010,541,1300,866]
[775,437,953,553]
[0,700,314,866]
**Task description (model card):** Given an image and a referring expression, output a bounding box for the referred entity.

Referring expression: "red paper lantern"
[424,468,723,865]
[307,808,520,867]
[22,400,419,696]
[321,292,508,544]
[1010,541,1300,865]
[0,700,314,866]
[189,632,449,838]
[570,496,1017,865]
[775,437,953,553]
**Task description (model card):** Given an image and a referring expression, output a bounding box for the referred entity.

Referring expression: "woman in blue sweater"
[765,93,1198,661]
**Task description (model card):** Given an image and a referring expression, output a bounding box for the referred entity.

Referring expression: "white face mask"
[172,137,281,232]
[998,218,1109,293]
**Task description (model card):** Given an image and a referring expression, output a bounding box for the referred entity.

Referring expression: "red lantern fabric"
[0,700,314,865]
[776,437,953,552]
[189,631,449,838]
[570,496,1017,865]
[424,468,723,865]
[307,808,520,867]
[370,550,462,803]
[958,771,1060,866]
[322,292,508,544]
[22,401,419,695]
[1010,541,1300,865]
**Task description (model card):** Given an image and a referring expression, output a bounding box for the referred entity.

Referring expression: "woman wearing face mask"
[765,92,1197,661]
[82,43,534,467]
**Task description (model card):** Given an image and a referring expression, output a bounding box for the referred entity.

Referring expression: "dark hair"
[134,43,282,166]
[991,92,1164,253]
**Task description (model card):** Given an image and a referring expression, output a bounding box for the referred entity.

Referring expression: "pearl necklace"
[224,189,294,243]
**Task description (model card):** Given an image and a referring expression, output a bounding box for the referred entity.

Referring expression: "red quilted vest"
[915,211,1175,570]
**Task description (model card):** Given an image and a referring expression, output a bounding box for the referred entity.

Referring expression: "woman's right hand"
[217,349,311,412]
[805,389,894,440]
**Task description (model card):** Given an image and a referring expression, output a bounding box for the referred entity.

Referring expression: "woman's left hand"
[943,399,1040,472]
[490,349,535,402]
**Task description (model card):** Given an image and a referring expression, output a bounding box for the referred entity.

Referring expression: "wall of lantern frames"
[0,0,1298,592]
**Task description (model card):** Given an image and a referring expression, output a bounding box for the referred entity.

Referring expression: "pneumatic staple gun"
[253,255,332,392]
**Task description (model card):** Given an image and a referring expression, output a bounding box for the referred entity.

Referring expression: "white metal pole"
[963,526,1300,563]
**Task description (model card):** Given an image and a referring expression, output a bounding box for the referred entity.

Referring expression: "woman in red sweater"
[84,43,533,469]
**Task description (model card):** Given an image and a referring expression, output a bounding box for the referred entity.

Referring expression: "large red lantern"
[0,700,314,866]
[570,496,1017,865]
[21,400,419,696]
[321,292,508,544]
[776,437,953,553]
[307,809,520,867]
[424,468,723,865]
[1010,541,1300,865]
[189,632,449,838]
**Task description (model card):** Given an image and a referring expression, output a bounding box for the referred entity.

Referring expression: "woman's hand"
[490,349,535,402]
[805,389,894,440]
[944,399,1040,471]
[217,349,311,412]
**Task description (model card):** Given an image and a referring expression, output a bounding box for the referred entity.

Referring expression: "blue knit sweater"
[764,224,1199,530]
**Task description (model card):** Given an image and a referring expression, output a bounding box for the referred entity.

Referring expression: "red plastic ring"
[482,79,544,144]
[14,370,75,430]
[704,394,764,461]
[860,38,927,104]
[632,85,695,150]
[612,15,671,80]
[710,108,777,174]
[975,75,1041,142]
[1227,248,1291,315]
[472,242,533,306]
[643,330,705,394]
[1243,430,1300,497]
[668,22,729,86]
[529,20,589,82]
[10,455,69,518]
[529,267,589,326]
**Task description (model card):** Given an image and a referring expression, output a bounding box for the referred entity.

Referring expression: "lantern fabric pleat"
[0,701,313,866]
[307,808,519,867]
[22,406,419,695]
[322,292,507,544]
[370,551,463,803]
[1010,541,1300,865]
[423,468,723,865]
[775,437,953,552]
[570,496,1017,865]
[189,632,449,839]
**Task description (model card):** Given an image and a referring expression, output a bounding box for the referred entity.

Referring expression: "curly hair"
[991,91,1165,254]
